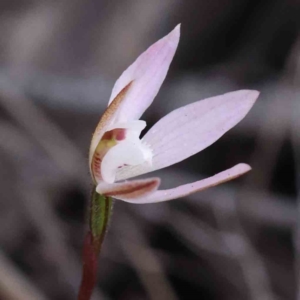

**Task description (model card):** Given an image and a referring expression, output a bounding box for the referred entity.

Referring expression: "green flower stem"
[90,189,113,253]
[78,187,113,300]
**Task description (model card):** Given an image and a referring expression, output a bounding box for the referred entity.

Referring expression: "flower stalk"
[77,188,113,300]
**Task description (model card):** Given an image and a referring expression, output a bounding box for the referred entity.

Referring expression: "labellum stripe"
[102,179,159,199]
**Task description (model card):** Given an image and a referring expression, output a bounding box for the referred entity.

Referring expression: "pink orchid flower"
[89,24,259,204]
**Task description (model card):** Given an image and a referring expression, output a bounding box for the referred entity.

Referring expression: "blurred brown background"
[0,1,300,299]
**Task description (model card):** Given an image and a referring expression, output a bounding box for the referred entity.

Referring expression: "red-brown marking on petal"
[102,178,160,199]
[101,128,126,141]
[102,131,114,140]
[92,152,103,181]
[114,129,126,141]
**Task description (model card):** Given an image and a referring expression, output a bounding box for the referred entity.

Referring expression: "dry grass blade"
[0,81,86,180]
[213,194,277,300]
[0,250,49,300]
[116,213,179,300]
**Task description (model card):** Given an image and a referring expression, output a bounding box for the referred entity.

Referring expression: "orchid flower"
[89,24,259,204]
[79,24,259,300]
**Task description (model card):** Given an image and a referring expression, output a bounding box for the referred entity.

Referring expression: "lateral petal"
[108,24,180,122]
[116,90,259,181]
[114,164,250,203]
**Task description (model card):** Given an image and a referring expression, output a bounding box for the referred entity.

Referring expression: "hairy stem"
[77,188,113,300]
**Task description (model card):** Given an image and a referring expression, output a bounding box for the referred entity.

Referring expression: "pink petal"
[108,24,180,122]
[114,164,250,204]
[96,177,160,200]
[116,90,259,181]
